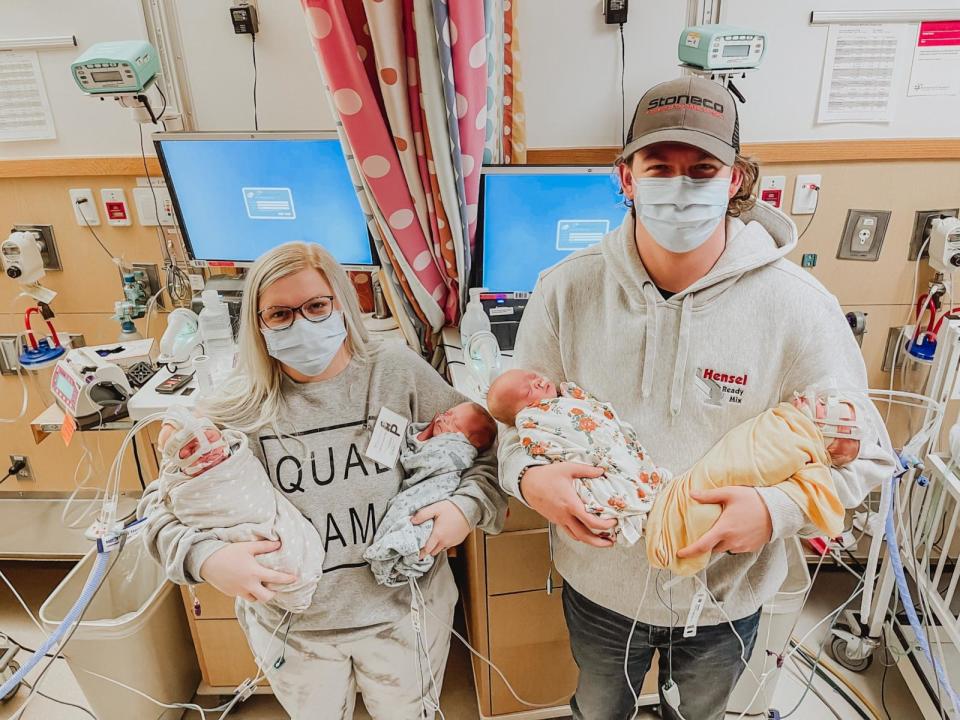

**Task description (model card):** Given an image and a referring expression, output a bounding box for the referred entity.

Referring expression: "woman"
[139,241,506,719]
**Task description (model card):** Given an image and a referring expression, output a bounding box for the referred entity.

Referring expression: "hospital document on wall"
[908,21,960,96]
[0,51,56,141]
[817,24,901,123]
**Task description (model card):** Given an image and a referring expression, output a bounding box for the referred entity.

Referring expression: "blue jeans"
[562,583,761,720]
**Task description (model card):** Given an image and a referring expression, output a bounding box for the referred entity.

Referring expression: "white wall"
[0,0,150,158]
[2,0,958,160]
[519,0,960,148]
[174,0,335,132]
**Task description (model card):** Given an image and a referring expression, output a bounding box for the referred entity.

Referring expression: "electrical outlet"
[882,325,913,373]
[792,175,821,215]
[8,455,34,482]
[69,189,100,226]
[909,209,960,261]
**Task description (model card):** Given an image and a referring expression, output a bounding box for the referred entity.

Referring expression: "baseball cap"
[618,75,739,166]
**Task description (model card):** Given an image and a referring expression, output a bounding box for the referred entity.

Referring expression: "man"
[497,76,896,720]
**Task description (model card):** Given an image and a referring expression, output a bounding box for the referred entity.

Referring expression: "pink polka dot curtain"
[300,0,525,354]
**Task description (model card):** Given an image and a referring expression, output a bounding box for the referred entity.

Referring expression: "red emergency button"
[105,202,127,220]
[760,189,782,208]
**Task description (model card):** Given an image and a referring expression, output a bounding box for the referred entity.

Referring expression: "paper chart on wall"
[0,51,56,142]
[908,21,960,97]
[817,24,901,124]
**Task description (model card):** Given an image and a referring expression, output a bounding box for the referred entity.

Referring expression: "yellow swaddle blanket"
[645,402,845,576]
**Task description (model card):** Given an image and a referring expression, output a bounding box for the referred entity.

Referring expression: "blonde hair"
[200,241,369,435]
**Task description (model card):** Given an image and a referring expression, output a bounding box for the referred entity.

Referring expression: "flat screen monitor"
[478,166,625,292]
[153,132,376,268]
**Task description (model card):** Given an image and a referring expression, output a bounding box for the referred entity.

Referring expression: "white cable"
[0,568,47,636]
[626,567,653,720]
[142,285,166,344]
[411,580,446,720]
[0,359,29,424]
[419,598,571,709]
[891,237,931,422]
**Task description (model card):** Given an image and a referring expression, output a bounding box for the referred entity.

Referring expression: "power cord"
[251,34,259,131]
[73,198,124,275]
[619,23,626,145]
[1,459,27,486]
[796,183,820,243]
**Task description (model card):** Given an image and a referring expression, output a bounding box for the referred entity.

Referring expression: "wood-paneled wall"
[0,173,176,495]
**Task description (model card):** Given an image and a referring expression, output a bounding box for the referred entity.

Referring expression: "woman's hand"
[676,487,773,559]
[412,501,472,560]
[520,463,616,547]
[199,540,298,603]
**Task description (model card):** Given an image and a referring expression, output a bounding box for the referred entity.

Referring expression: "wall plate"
[909,209,960,261]
[882,326,910,373]
[0,332,85,375]
[837,209,891,261]
[11,224,61,270]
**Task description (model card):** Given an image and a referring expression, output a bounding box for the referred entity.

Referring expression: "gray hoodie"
[499,202,897,627]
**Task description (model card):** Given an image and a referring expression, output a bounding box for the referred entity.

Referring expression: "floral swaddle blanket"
[516,383,670,545]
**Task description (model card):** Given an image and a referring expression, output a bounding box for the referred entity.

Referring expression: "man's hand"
[412,500,471,560]
[676,487,773,559]
[520,463,616,548]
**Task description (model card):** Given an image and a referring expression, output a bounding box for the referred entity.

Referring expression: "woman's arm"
[137,480,228,585]
[402,347,507,534]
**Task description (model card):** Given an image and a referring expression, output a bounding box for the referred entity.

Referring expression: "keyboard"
[480,292,530,351]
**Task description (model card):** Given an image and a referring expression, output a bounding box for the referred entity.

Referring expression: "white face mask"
[633,176,731,253]
[261,311,348,377]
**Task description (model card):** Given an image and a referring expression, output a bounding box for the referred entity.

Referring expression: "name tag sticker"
[365,407,408,468]
[683,589,708,637]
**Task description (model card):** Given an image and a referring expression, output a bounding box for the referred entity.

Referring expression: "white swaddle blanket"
[516,382,670,545]
[158,430,325,612]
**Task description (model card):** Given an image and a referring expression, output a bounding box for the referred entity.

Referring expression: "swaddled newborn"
[157,407,325,612]
[364,402,497,587]
[490,370,855,575]
[487,370,670,546]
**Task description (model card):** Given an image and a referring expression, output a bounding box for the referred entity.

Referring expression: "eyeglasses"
[257,295,335,331]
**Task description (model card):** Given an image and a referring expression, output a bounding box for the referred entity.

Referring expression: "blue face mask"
[261,311,347,377]
[633,176,731,253]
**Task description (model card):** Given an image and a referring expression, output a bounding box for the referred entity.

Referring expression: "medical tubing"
[0,549,111,698]
[885,469,960,714]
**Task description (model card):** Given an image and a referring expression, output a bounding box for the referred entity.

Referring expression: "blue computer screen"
[481,171,626,292]
[156,138,373,265]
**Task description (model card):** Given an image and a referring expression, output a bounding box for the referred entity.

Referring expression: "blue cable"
[885,462,960,713]
[0,550,112,699]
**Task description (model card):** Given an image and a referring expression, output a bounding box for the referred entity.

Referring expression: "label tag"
[188,274,205,291]
[364,407,408,468]
[60,413,77,447]
[683,589,707,637]
[620,517,641,545]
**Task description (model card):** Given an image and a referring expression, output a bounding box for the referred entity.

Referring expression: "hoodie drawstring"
[670,294,695,419]
[641,283,660,398]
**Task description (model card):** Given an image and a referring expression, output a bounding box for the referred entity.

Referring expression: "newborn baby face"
[179,427,229,477]
[423,402,497,451]
[487,369,558,426]
[792,394,860,466]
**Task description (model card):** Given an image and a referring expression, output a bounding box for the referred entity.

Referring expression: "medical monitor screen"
[480,168,624,292]
[155,133,374,266]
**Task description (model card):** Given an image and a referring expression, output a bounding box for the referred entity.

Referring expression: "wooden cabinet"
[462,497,658,718]
[180,586,270,692]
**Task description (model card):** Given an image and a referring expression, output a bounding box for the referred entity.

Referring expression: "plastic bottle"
[198,290,236,378]
[460,287,491,350]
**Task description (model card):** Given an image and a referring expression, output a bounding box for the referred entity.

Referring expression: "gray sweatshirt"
[139,340,507,638]
[499,203,897,627]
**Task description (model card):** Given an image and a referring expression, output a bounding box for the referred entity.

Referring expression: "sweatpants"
[236,565,458,719]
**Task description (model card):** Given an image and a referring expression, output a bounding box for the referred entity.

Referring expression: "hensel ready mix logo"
[696,367,749,406]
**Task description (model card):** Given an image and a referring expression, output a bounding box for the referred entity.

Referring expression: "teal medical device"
[71,41,159,95]
[678,25,766,71]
